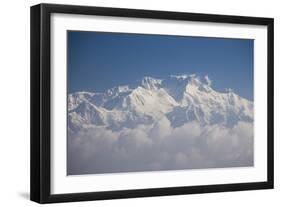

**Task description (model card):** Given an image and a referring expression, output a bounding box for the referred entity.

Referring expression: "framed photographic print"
[30,3,274,203]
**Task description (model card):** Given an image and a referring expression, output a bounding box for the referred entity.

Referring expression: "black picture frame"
[30,3,274,204]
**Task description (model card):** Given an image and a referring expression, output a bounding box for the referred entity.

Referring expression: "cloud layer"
[67,118,253,175]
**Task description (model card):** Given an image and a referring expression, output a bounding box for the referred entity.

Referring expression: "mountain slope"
[68,74,253,132]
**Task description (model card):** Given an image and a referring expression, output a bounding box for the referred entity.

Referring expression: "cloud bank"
[67,118,253,175]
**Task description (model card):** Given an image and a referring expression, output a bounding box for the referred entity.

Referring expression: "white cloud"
[149,117,172,139]
[68,120,253,175]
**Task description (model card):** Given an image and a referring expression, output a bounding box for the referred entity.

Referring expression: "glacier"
[67,74,253,175]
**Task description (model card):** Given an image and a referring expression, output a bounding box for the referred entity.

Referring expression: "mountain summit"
[68,74,253,132]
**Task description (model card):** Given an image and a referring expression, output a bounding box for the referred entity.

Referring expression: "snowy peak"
[106,85,131,95]
[139,74,207,92]
[140,76,162,90]
[162,74,212,101]
[68,74,253,132]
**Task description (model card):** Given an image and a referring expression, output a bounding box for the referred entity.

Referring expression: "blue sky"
[67,31,253,100]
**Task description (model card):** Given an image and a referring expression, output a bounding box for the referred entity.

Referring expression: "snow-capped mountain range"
[68,74,253,133]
